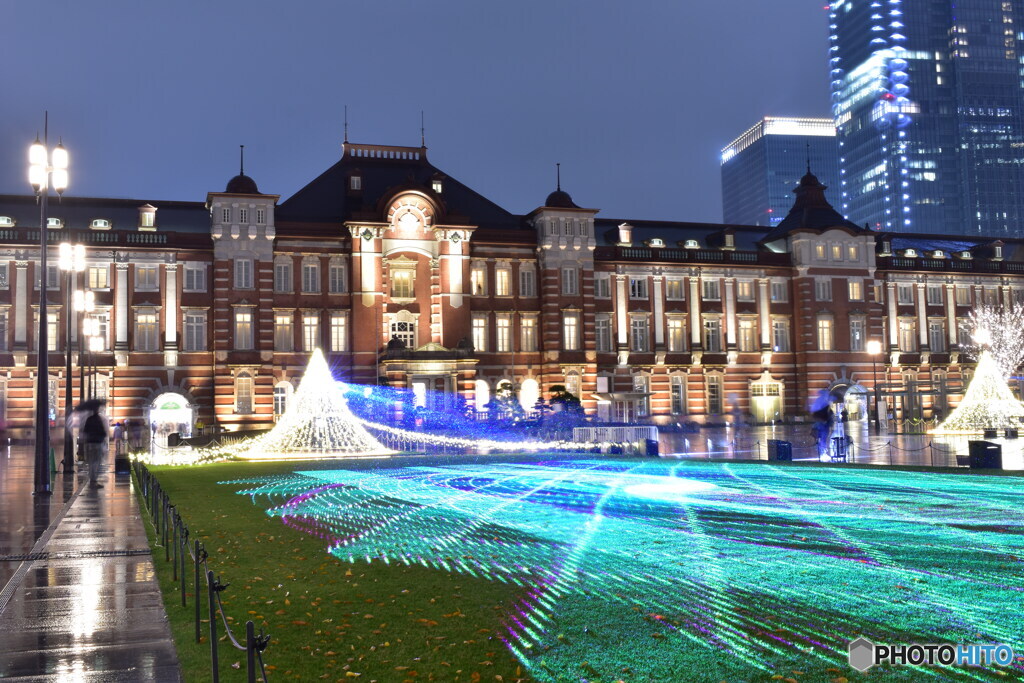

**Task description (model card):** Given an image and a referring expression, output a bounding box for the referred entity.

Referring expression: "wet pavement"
[0,444,181,681]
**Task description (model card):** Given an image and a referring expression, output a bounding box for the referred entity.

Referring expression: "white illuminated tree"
[248,349,393,457]
[935,350,1024,433]
[959,305,1024,380]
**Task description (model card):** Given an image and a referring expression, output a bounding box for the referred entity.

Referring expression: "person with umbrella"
[76,399,108,488]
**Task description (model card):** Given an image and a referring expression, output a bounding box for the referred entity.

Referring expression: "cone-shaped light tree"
[934,350,1024,433]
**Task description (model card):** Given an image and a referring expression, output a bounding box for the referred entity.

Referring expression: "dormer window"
[960,251,973,260]
[0,216,13,226]
[645,238,665,248]
[47,217,63,229]
[903,248,917,258]
[724,232,735,249]
[90,218,111,230]
[138,204,157,230]
[349,174,362,191]
[932,250,946,259]
[431,179,443,194]
[617,223,633,245]
[880,241,892,255]
[994,244,1004,260]
[683,239,700,249]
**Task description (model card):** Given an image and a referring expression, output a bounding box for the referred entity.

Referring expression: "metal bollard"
[171,512,178,580]
[207,570,219,683]
[195,540,204,643]
[246,620,256,683]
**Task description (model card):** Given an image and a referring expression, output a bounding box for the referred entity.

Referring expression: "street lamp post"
[28,115,69,495]
[59,243,86,472]
[73,289,95,405]
[867,339,882,434]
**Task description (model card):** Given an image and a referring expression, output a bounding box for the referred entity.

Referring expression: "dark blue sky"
[1,1,831,223]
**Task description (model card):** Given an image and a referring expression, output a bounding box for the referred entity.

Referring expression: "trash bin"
[767,439,791,461]
[983,429,998,439]
[644,438,659,457]
[167,432,181,448]
[1006,429,1019,439]
[968,440,1002,469]
[830,436,848,462]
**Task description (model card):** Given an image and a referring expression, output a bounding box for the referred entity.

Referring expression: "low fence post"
[181,527,188,607]
[207,570,219,683]
[246,620,256,683]
[171,511,177,580]
[195,540,203,643]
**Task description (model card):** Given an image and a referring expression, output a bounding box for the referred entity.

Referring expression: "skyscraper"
[829,0,1024,237]
[721,117,840,226]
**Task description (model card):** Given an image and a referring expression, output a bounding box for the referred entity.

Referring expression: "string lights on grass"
[223,459,1024,681]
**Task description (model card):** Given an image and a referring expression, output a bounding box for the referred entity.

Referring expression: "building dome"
[545,189,579,209]
[225,174,260,195]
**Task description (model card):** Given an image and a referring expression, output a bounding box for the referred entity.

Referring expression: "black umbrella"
[74,399,107,412]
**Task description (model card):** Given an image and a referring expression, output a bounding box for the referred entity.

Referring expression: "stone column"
[615,274,628,366]
[164,262,178,366]
[652,274,665,365]
[115,257,130,367]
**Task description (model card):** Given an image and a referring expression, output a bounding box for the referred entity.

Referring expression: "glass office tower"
[721,117,840,226]
[830,0,1024,236]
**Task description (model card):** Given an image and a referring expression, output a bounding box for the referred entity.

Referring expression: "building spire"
[240,145,245,176]
[420,110,426,147]
[556,162,561,191]
[344,105,349,144]
[806,142,811,175]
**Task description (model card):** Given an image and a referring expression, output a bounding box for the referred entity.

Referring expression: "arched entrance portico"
[148,391,194,448]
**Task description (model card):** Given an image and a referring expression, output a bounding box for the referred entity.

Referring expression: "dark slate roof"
[277,143,521,230]
[761,171,865,244]
[545,189,579,209]
[0,194,209,233]
[595,218,768,250]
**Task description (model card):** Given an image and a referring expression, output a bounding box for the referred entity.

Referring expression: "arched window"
[235,371,253,415]
[518,378,540,413]
[474,379,490,412]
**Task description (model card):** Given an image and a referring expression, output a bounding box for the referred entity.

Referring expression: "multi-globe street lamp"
[867,339,882,434]
[28,117,69,495]
[59,242,86,471]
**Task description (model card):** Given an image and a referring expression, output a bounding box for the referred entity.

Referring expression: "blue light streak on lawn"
[226,461,1024,681]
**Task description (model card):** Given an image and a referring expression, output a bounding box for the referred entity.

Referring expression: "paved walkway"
[0,444,180,681]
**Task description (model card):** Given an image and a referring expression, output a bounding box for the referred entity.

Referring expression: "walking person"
[82,409,109,488]
[112,421,124,457]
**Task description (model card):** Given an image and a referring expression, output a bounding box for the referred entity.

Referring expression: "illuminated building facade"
[721,117,840,227]
[0,141,1022,437]
[829,0,1024,236]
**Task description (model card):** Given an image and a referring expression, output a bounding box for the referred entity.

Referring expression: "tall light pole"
[867,339,882,434]
[28,115,69,495]
[59,243,86,471]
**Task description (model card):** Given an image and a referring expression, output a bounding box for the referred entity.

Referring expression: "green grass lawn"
[139,458,531,683]
[139,456,1024,683]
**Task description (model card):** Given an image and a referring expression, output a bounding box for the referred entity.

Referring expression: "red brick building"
[0,141,1014,437]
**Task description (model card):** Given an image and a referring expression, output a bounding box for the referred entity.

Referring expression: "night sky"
[1,1,831,223]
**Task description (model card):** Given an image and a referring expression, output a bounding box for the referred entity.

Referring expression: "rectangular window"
[736,281,753,301]
[135,311,158,351]
[329,263,347,294]
[629,277,648,299]
[633,375,649,417]
[391,320,415,348]
[519,268,536,297]
[594,272,611,299]
[815,279,832,302]
[899,319,916,352]
[239,208,248,224]
[665,278,685,300]
[848,279,863,302]
[274,261,292,293]
[221,208,231,223]
[561,267,579,296]
[703,318,722,352]
[234,310,253,350]
[772,319,790,352]
[494,268,511,296]
[330,312,348,352]
[183,311,207,351]
[472,315,487,352]
[350,175,361,191]
[496,317,512,352]
[707,375,724,414]
[831,243,843,260]
[0,264,7,290]
[667,318,686,352]
[702,279,721,301]
[814,244,827,260]
[955,286,971,306]
[256,209,266,224]
[274,313,294,352]
[630,317,649,352]
[471,265,487,296]
[595,317,612,352]
[897,284,914,305]
[183,263,205,292]
[301,261,320,293]
[234,259,253,290]
[770,281,788,302]
[302,313,319,352]
[47,313,58,351]
[848,244,860,261]
[0,311,7,351]
[957,320,971,348]
[92,312,109,351]
[850,319,865,352]
[563,312,581,351]
[671,376,687,415]
[926,285,943,306]
[135,264,159,290]
[391,270,414,299]
[929,321,946,352]
[520,317,537,352]
[235,373,253,415]
[88,265,109,290]
[738,319,757,352]
[817,318,834,351]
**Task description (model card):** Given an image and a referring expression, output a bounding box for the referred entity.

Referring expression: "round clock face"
[387,194,434,234]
